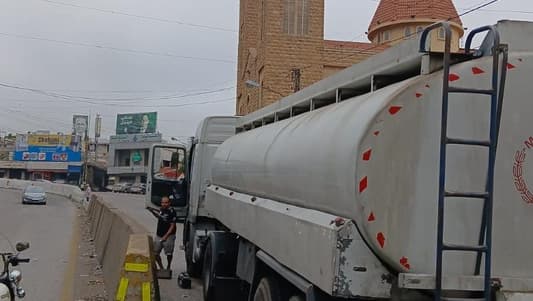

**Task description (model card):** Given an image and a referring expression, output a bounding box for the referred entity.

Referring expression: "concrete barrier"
[87,196,159,301]
[0,179,158,299]
[116,234,158,301]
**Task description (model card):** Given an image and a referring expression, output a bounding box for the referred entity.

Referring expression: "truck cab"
[145,143,189,219]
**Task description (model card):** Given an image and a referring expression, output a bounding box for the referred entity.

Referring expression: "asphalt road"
[0,187,77,301]
[96,191,203,301]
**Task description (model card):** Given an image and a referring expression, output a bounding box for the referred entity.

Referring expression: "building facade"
[107,133,162,184]
[236,0,462,115]
[0,132,83,182]
[107,112,161,185]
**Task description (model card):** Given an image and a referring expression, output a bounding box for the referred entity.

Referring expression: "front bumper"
[22,197,46,204]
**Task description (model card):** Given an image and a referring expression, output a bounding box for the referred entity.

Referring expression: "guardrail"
[0,178,84,203]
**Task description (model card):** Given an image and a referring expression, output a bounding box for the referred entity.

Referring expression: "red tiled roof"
[368,0,462,33]
[324,40,389,52]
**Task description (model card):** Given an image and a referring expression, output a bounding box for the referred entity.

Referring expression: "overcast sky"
[0,0,530,140]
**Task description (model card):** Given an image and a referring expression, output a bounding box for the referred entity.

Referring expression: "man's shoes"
[156,269,172,279]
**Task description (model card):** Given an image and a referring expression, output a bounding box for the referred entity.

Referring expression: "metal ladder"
[419,22,509,301]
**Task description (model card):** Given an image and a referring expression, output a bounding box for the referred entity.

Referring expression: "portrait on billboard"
[15,134,28,152]
[116,112,157,135]
[73,115,89,136]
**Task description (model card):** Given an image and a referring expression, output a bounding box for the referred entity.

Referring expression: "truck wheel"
[186,230,202,278]
[202,232,246,301]
[253,277,282,301]
[202,238,215,301]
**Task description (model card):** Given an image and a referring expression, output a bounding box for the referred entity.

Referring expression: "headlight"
[10,270,21,285]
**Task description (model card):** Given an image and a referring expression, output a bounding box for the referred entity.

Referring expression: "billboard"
[15,134,28,152]
[13,146,81,162]
[116,112,157,135]
[28,134,72,146]
[109,133,162,144]
[73,115,89,136]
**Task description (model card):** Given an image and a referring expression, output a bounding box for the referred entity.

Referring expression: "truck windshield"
[148,146,188,208]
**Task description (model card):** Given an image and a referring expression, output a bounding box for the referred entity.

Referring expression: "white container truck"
[147,21,533,301]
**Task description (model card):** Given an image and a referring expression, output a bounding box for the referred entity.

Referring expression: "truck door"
[146,145,189,221]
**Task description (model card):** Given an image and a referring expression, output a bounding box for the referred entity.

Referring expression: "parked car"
[128,183,146,194]
[22,185,47,205]
[121,183,133,193]
[105,184,116,192]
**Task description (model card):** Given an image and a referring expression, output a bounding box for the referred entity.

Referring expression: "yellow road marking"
[125,262,149,273]
[116,277,129,301]
[142,282,151,301]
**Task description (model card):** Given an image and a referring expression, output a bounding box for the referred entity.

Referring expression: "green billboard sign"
[116,112,157,135]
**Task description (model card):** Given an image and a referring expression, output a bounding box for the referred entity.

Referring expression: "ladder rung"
[443,243,487,252]
[445,191,489,199]
[448,86,495,95]
[446,137,491,147]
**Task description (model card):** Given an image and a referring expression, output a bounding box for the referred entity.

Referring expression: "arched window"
[382,30,390,42]
[283,0,309,36]
[404,27,412,39]
[438,27,446,40]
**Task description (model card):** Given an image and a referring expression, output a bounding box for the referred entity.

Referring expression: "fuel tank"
[212,52,533,277]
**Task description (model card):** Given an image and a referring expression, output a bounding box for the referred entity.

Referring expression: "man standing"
[147,196,177,270]
[85,184,92,203]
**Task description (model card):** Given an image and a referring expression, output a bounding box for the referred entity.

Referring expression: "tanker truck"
[149,20,533,301]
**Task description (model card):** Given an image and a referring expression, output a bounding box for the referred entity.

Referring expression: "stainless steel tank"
[212,53,533,278]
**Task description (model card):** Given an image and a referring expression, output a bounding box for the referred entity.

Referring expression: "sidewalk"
[96,192,202,301]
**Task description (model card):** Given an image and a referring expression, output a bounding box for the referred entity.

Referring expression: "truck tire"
[202,232,245,301]
[253,277,282,301]
[185,224,202,277]
[289,296,304,301]
[202,238,216,301]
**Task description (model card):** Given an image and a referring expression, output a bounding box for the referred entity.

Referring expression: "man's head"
[161,196,170,209]
[142,115,149,129]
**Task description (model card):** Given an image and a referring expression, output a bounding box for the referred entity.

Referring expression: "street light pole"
[245,80,284,97]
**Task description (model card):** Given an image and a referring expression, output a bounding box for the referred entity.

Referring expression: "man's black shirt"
[157,207,177,237]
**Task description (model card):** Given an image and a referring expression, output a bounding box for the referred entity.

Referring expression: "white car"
[22,186,47,205]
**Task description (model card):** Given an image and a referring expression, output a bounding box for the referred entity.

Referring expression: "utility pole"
[83,126,89,187]
[82,114,91,187]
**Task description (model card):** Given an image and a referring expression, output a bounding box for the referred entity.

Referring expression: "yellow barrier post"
[115,234,159,301]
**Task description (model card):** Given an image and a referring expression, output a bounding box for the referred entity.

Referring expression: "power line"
[0,32,236,64]
[37,0,237,33]
[38,86,236,102]
[0,81,234,104]
[41,79,237,93]
[111,97,236,108]
[471,8,533,14]
[0,81,235,108]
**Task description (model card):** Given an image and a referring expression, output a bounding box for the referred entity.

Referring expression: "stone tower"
[235,0,463,115]
[236,0,325,115]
